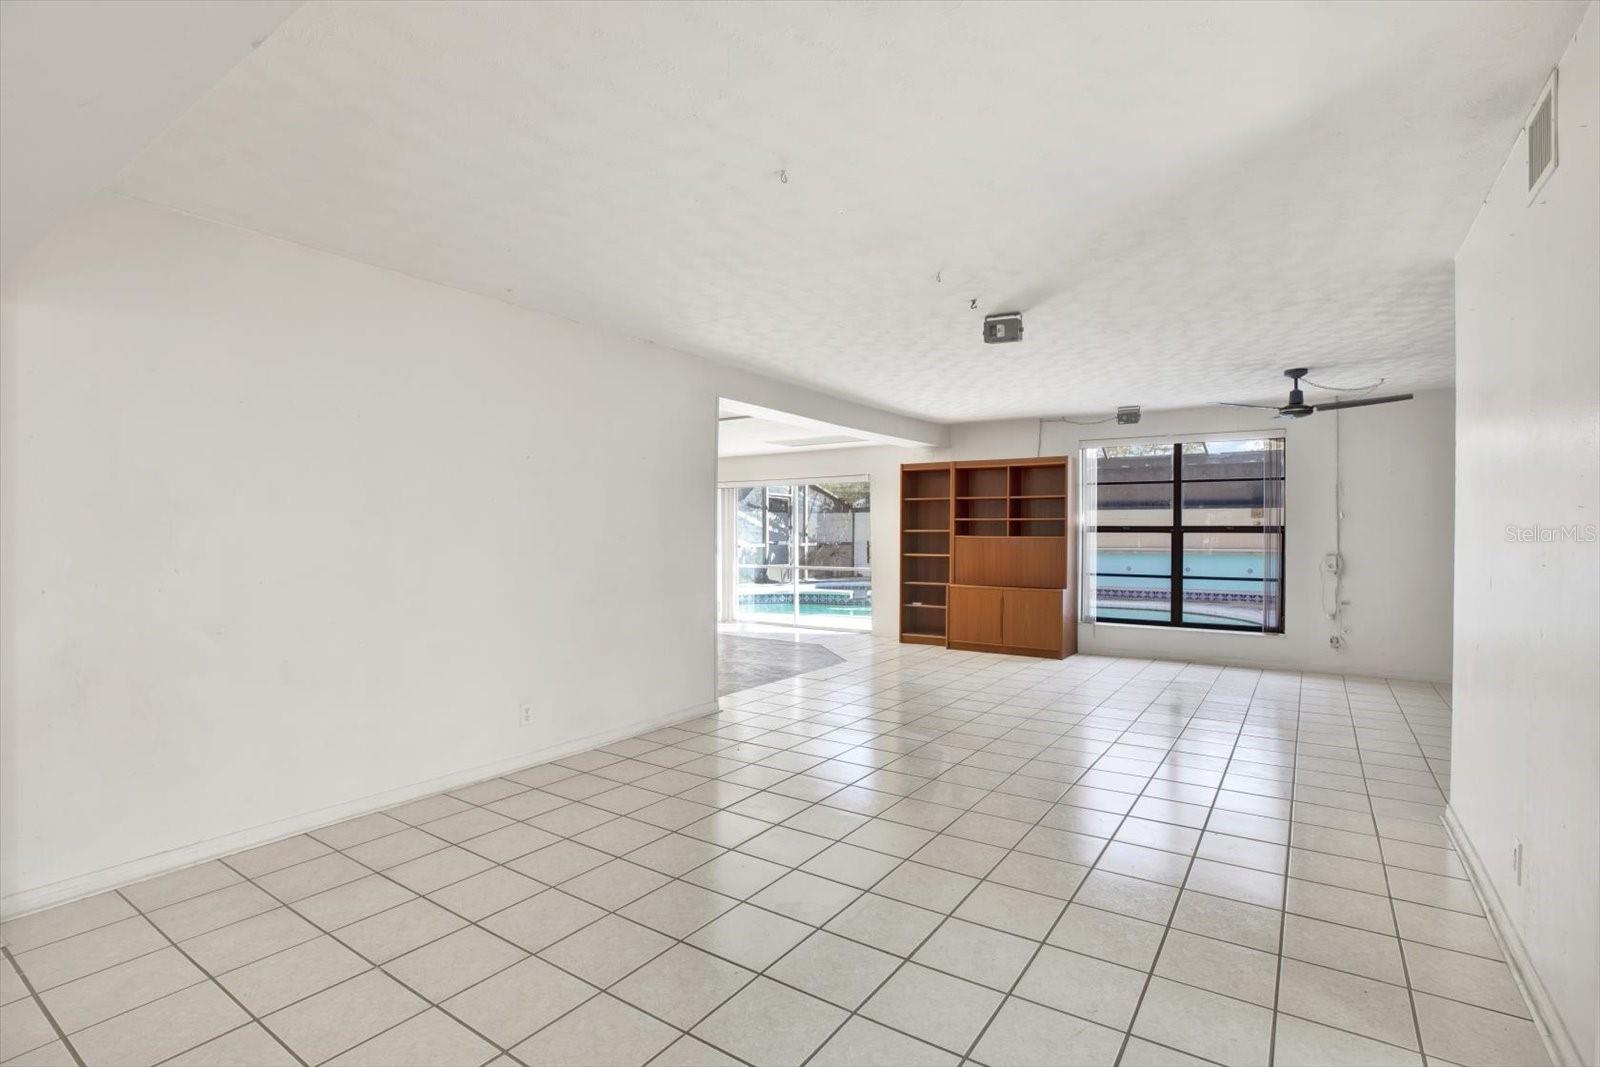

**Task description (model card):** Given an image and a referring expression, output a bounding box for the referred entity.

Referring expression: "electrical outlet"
[519,704,533,727]
[1512,838,1523,885]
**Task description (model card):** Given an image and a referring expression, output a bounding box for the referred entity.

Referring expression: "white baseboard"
[1,701,718,921]
[1443,806,1583,1067]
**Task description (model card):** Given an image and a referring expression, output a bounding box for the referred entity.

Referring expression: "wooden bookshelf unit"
[899,457,1076,658]
[899,462,951,644]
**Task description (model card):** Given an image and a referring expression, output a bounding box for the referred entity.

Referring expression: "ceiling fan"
[1220,368,1413,420]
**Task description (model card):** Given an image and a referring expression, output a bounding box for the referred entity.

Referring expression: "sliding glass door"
[733,484,797,623]
[795,480,872,630]
[723,480,871,631]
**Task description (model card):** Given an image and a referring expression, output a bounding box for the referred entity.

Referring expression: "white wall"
[941,399,1456,679]
[0,195,925,915]
[1452,6,1599,1064]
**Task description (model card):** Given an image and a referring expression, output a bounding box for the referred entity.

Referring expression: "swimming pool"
[735,580,874,624]
[1093,549,1273,626]
[1093,549,1276,594]
[740,599,873,619]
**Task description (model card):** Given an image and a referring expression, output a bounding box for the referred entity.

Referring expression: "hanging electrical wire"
[1323,403,1350,649]
[1302,374,1387,394]
[1035,414,1117,457]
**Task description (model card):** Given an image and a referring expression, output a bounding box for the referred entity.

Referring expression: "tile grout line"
[44,869,503,1060]
[209,856,528,1067]
[107,887,310,1067]
[15,722,1480,1061]
[267,653,1043,1063]
[3,645,1508,1067]
[756,667,1494,1056]
[1,943,87,1067]
[625,686,1472,1063]
[1385,678,1453,813]
[986,664,1255,1065]
[679,656,1198,1063]
[643,653,1136,1064]
[183,648,1092,1066]
[1356,683,1431,1061]
[996,666,1253,1065]
[535,648,1122,1065]
[1263,668,1306,1067]
[487,651,1107,1063]
[187,724,1456,954]
[1108,665,1266,1066]
[786,655,1140,1064]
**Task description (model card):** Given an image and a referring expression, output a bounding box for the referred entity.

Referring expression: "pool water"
[740,599,873,619]
[1093,549,1273,626]
[1095,549,1275,593]
[732,552,1273,626]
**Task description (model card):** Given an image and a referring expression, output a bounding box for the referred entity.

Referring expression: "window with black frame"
[1082,437,1285,633]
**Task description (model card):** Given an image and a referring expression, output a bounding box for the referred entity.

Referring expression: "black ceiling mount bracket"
[983,312,1024,344]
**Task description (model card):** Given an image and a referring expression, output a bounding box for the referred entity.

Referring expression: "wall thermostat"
[983,312,1023,344]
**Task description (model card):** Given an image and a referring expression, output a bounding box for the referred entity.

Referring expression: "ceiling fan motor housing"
[1279,367,1313,416]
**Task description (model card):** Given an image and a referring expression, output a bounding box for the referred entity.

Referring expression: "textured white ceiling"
[0,0,298,274]
[115,1,1587,420]
[718,416,868,458]
[717,399,899,458]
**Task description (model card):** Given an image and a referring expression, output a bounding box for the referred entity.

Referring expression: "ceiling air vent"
[770,435,864,448]
[1527,71,1557,199]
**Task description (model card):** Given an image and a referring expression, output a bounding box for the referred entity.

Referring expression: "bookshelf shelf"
[899,463,952,642]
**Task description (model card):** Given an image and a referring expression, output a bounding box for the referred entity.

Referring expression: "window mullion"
[1171,445,1183,626]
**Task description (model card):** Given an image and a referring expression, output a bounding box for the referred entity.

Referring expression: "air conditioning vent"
[1527,71,1557,199]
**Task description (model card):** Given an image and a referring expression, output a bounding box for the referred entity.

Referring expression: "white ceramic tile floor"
[0,632,1548,1066]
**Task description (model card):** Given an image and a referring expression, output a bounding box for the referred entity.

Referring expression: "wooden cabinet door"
[1003,587,1064,652]
[953,536,1067,588]
[948,585,1004,646]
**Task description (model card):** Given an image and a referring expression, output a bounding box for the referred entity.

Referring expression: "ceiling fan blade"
[1216,401,1281,410]
[1313,393,1413,412]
